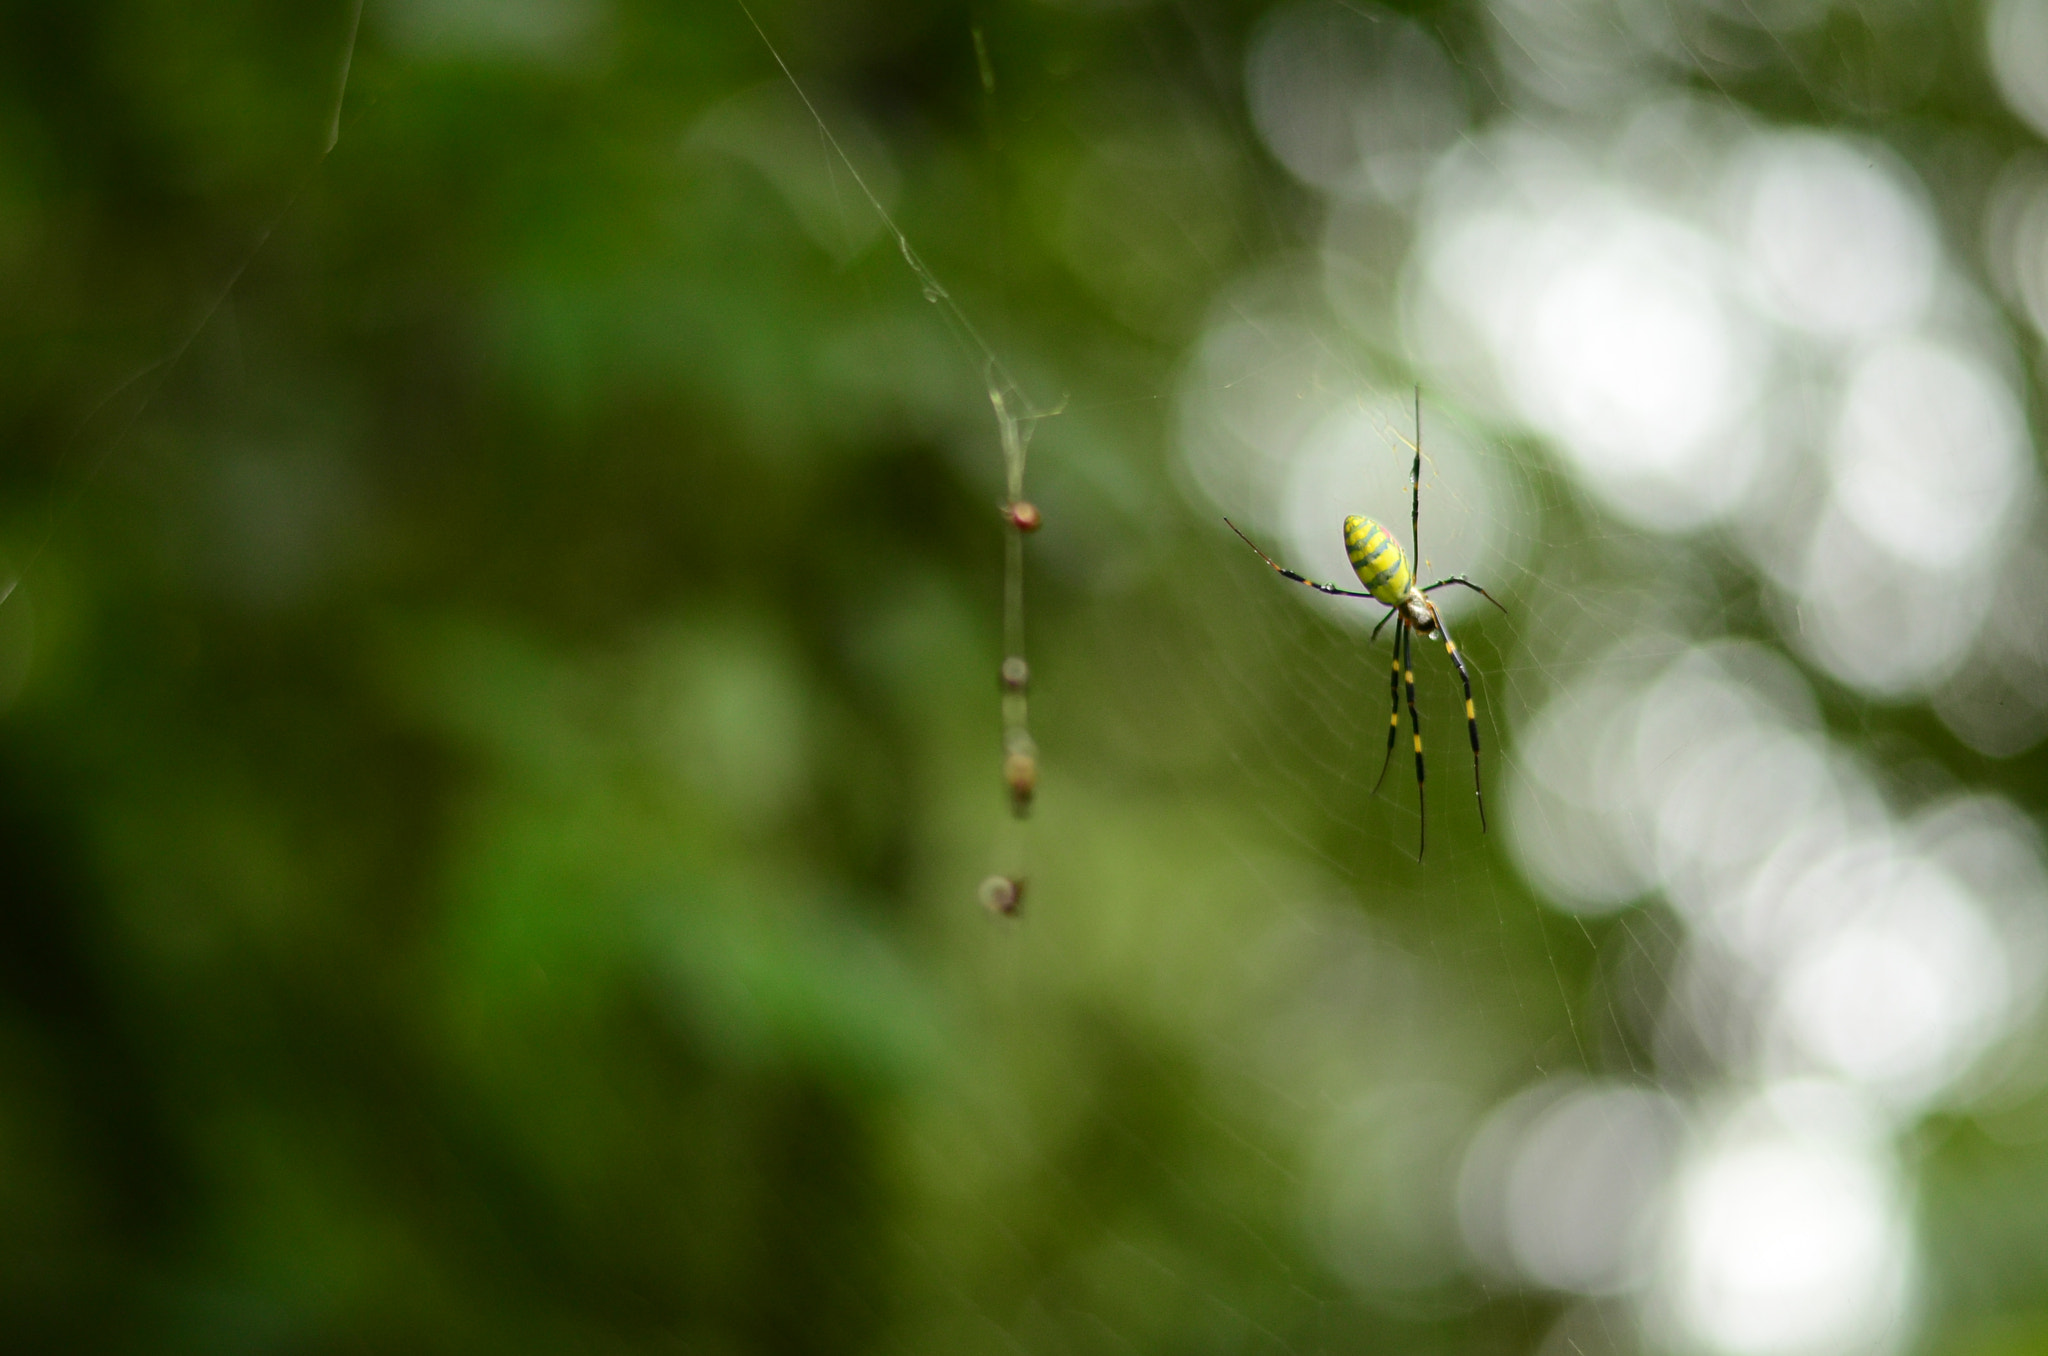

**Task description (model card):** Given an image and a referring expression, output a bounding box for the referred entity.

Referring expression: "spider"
[1223,392,1506,860]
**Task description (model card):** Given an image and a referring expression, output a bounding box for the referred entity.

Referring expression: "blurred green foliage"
[3,1,2048,1353]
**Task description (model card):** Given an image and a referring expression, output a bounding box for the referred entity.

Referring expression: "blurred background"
[6,0,2048,1351]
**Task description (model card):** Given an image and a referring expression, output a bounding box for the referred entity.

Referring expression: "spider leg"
[1223,519,1376,599]
[1409,387,1422,568]
[1431,606,1487,833]
[1403,623,1425,862]
[1371,606,1398,643]
[1371,618,1401,796]
[1421,575,1509,616]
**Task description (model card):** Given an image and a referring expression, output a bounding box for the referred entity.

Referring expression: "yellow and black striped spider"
[1224,393,1505,860]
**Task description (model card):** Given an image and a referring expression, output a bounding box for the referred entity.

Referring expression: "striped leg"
[1410,388,1423,568]
[1371,622,1401,795]
[1223,519,1375,599]
[1403,624,1426,861]
[1421,575,1509,616]
[1434,612,1486,833]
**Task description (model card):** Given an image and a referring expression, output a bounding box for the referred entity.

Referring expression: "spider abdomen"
[1343,515,1413,606]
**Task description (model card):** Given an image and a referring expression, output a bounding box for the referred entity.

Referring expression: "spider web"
[723,3,2048,1353]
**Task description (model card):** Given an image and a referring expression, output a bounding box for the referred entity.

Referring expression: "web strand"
[1,0,367,613]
